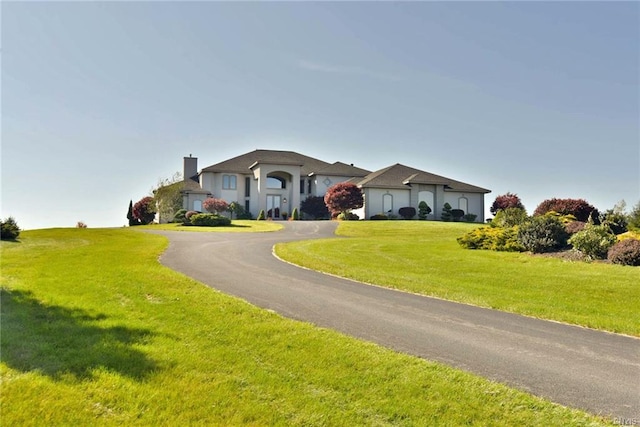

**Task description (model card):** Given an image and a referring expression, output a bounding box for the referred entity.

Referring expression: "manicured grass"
[1,228,611,425]
[137,219,283,232]
[276,221,640,336]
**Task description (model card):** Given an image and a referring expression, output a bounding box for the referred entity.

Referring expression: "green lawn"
[275,221,640,336]
[0,228,611,425]
[137,219,283,232]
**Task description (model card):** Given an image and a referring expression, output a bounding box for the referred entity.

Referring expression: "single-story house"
[179,149,490,222]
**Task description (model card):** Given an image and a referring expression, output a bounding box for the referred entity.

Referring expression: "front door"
[266,195,281,218]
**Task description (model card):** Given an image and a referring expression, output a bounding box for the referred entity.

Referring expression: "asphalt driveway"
[151,221,639,420]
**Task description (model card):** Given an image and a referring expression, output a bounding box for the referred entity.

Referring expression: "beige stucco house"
[180,149,490,222]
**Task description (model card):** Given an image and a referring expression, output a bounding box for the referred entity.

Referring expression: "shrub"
[441,203,452,222]
[565,221,586,235]
[463,213,478,223]
[490,208,528,228]
[600,210,628,235]
[301,196,330,220]
[228,202,252,220]
[291,208,299,221]
[458,226,524,252]
[189,213,231,227]
[370,214,389,220]
[1,217,20,240]
[126,200,139,226]
[185,210,199,220]
[417,201,432,220]
[517,215,569,253]
[337,212,359,221]
[257,210,266,221]
[173,209,188,223]
[533,198,598,222]
[398,207,416,220]
[203,198,229,215]
[133,196,156,225]
[490,192,525,215]
[607,239,640,266]
[324,183,364,218]
[76,221,88,229]
[569,225,617,260]
[450,209,465,221]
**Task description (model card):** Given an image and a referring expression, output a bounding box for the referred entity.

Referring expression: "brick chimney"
[184,155,198,181]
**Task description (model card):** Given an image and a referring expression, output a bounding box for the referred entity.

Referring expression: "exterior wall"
[312,175,355,197]
[443,192,485,222]
[251,164,301,218]
[364,188,410,218]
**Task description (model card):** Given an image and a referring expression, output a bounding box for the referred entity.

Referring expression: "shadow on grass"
[1,288,158,381]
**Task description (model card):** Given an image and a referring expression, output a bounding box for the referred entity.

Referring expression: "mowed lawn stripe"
[1,228,612,425]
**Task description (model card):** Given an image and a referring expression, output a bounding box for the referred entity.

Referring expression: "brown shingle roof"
[357,163,490,193]
[201,149,331,176]
[310,161,371,177]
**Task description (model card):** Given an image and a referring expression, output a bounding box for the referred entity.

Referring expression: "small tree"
[628,201,640,231]
[203,198,229,215]
[324,182,363,219]
[418,201,432,220]
[1,217,20,240]
[490,193,525,215]
[257,210,266,220]
[441,203,453,222]
[152,172,183,223]
[127,200,139,226]
[133,196,156,225]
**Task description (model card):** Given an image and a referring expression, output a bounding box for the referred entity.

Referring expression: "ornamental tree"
[133,196,156,225]
[533,198,598,222]
[324,182,363,219]
[490,192,525,215]
[203,197,229,215]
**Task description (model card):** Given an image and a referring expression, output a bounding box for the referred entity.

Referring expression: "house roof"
[310,161,371,177]
[181,178,211,194]
[201,149,332,176]
[357,163,490,193]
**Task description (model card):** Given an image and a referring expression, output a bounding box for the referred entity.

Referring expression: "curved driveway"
[152,221,639,420]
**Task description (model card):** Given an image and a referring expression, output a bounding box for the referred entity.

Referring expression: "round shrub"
[450,209,465,221]
[569,225,616,260]
[1,217,20,240]
[337,212,359,221]
[173,209,188,223]
[463,213,478,223]
[133,196,156,225]
[607,239,640,266]
[190,213,231,227]
[398,207,416,220]
[490,192,525,215]
[517,215,569,253]
[490,207,528,228]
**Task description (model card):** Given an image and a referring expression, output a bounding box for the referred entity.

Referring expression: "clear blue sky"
[2,2,638,229]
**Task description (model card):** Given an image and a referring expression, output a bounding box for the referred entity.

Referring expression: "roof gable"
[201,149,331,176]
[310,161,371,177]
[357,163,490,193]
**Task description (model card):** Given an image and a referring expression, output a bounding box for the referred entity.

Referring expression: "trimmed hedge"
[398,207,416,220]
[190,213,231,227]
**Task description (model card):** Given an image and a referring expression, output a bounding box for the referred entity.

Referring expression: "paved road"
[151,221,639,420]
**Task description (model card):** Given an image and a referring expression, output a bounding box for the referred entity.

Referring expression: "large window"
[267,177,286,189]
[383,193,393,213]
[245,177,251,196]
[223,175,237,190]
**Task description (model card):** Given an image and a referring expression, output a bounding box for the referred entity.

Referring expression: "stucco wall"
[443,192,485,222]
[365,188,411,218]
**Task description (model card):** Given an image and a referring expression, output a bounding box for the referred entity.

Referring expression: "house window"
[267,177,286,189]
[245,177,251,196]
[300,179,305,194]
[459,197,468,214]
[244,200,250,213]
[193,200,202,211]
[223,175,237,190]
[383,193,393,213]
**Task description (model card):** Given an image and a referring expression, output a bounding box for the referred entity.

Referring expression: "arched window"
[267,177,286,189]
[418,191,434,212]
[458,197,468,214]
[383,193,393,213]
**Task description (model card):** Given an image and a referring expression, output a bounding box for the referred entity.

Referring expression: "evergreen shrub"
[398,207,416,220]
[569,225,617,260]
[190,213,231,227]
[1,217,20,240]
[517,215,569,253]
[607,239,640,266]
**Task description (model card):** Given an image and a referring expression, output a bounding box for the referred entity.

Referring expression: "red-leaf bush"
[533,198,598,222]
[324,183,363,219]
[490,192,525,215]
[565,221,586,235]
[133,196,156,225]
[607,239,640,266]
[203,198,229,214]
